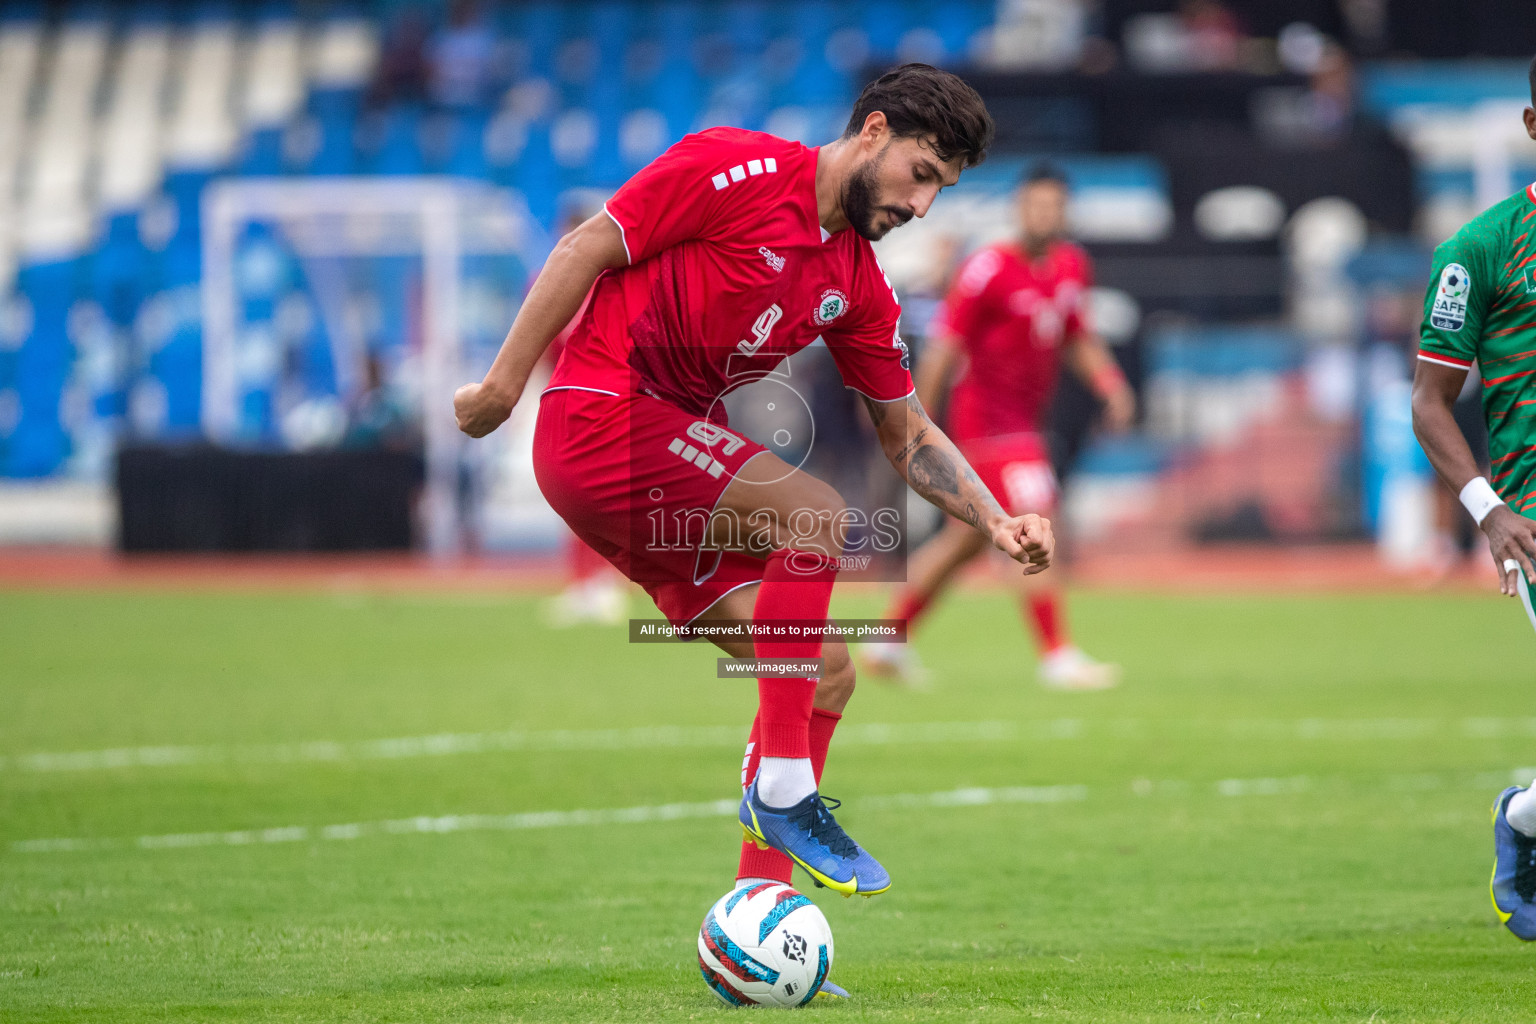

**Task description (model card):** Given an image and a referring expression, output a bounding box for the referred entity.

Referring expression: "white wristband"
[1459,476,1504,525]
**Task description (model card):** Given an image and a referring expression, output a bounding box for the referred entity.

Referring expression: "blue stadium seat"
[9,259,80,477]
[723,0,769,57]
[370,103,426,175]
[156,304,205,437]
[369,256,416,352]
[516,123,560,227]
[306,87,362,175]
[858,0,910,58]
[90,213,150,332]
[442,107,492,178]
[516,0,564,80]
[242,127,286,175]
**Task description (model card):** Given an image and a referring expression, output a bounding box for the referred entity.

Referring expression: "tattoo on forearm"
[892,427,928,465]
[873,394,1004,530]
[908,445,960,497]
[906,439,1002,527]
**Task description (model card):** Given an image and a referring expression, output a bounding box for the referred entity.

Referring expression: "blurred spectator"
[428,1,498,109]
[1122,0,1244,73]
[987,0,1090,71]
[1305,41,1355,139]
[343,354,418,451]
[369,8,430,107]
[1180,0,1242,70]
[1254,31,1391,151]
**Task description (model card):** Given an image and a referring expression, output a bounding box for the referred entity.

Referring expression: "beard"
[842,150,913,241]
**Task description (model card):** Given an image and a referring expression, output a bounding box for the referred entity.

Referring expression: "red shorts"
[533,388,771,625]
[956,432,1059,515]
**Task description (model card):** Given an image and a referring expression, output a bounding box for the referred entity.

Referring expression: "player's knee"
[782,483,850,557]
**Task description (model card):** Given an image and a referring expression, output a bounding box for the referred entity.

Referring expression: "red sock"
[808,707,839,779]
[1025,591,1068,654]
[737,707,842,883]
[752,548,837,759]
[887,588,932,634]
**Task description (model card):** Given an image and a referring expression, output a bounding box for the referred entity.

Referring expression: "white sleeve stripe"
[1417,353,1472,370]
[601,204,632,265]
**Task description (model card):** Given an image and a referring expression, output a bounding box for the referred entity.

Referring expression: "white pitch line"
[8,785,1087,856]
[7,715,1536,777]
[15,770,1533,858]
[0,720,1024,775]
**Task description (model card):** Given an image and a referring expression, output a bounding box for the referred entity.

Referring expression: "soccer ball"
[697,882,833,1007]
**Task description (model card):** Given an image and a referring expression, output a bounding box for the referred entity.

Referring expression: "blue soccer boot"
[1492,785,1536,939]
[739,782,891,897]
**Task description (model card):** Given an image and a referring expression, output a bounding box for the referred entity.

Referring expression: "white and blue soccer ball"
[697,882,833,1007]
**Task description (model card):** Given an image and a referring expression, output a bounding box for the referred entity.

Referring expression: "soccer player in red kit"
[865,163,1134,691]
[454,65,1053,899]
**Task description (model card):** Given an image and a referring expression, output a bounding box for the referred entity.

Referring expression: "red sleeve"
[1062,247,1094,339]
[602,130,748,264]
[940,247,1003,344]
[823,248,913,402]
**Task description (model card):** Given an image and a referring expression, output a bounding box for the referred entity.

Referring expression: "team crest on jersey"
[1432,263,1470,331]
[813,289,848,326]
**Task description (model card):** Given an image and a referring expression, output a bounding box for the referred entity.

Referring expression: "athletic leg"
[696,585,854,887]
[1015,563,1069,655]
[707,455,889,896]
[890,518,991,630]
[1008,531,1118,691]
[866,518,988,680]
[709,451,847,787]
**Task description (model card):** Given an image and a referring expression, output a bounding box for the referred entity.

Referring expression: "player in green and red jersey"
[1410,55,1536,942]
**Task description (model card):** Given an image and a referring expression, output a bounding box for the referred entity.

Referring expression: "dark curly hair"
[843,63,994,169]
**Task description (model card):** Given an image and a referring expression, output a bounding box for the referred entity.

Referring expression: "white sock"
[754,756,816,808]
[734,876,780,890]
[1507,784,1536,837]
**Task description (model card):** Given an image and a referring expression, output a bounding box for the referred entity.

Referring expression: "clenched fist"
[991,512,1053,575]
[454,381,516,438]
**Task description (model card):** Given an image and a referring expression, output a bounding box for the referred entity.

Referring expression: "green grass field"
[2,583,1534,1021]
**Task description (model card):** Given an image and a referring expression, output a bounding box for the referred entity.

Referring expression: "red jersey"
[936,240,1092,443]
[546,128,913,416]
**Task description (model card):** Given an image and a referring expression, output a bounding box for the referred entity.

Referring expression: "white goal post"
[200,177,551,555]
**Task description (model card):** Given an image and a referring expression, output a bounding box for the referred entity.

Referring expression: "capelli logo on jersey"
[759,246,785,273]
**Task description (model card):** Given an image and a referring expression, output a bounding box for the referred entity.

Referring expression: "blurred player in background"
[864,163,1135,690]
[1409,56,1536,942]
[454,65,1053,914]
